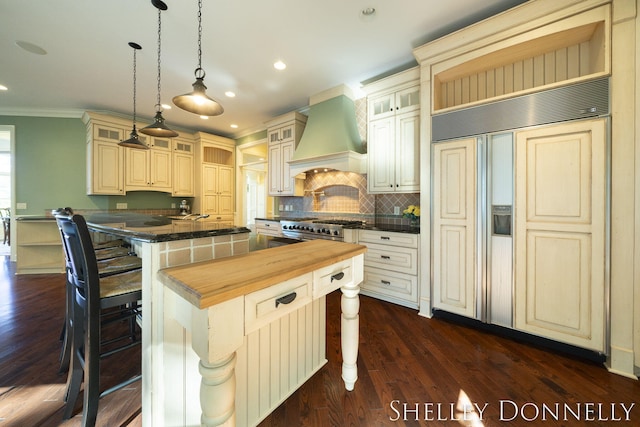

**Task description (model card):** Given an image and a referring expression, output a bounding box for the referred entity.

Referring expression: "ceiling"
[0,0,526,139]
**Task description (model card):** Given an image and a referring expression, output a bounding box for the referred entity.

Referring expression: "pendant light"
[172,0,224,116]
[119,42,150,149]
[141,0,179,137]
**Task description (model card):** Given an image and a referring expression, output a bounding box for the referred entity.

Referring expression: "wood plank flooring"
[0,254,638,426]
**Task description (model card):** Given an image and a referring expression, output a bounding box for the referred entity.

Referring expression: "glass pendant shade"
[173,73,224,116]
[173,0,223,117]
[119,42,149,150]
[140,110,179,137]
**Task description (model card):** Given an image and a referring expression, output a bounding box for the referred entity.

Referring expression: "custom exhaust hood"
[288,85,366,177]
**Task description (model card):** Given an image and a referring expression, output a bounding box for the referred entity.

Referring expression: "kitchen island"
[158,240,366,426]
[85,212,366,426]
[83,212,252,427]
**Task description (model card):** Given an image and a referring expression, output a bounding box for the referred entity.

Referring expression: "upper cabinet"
[266,112,307,196]
[84,112,198,197]
[84,114,125,195]
[364,67,420,194]
[124,135,172,192]
[172,137,195,197]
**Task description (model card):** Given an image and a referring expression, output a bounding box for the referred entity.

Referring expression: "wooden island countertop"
[158,240,367,309]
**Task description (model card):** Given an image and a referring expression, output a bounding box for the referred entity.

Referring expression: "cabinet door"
[395,85,420,114]
[279,140,296,195]
[367,117,395,193]
[268,129,281,145]
[395,111,420,192]
[218,166,234,215]
[368,92,395,120]
[125,148,150,188]
[202,164,219,214]
[91,140,124,195]
[514,119,606,351]
[173,152,194,196]
[150,149,172,189]
[268,144,282,195]
[432,137,476,318]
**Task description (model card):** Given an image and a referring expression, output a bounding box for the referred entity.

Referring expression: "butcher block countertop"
[158,240,367,309]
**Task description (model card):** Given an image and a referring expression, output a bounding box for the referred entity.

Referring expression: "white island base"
[155,241,366,426]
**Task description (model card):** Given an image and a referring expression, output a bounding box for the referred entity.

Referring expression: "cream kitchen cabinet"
[357,229,419,309]
[172,138,194,197]
[84,112,125,195]
[266,111,307,196]
[365,67,420,194]
[125,136,172,192]
[255,219,282,237]
[15,217,65,275]
[202,164,233,219]
[194,132,235,225]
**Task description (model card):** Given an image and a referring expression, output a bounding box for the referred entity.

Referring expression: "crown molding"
[0,107,85,119]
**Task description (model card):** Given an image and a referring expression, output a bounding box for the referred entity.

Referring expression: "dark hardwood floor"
[1,254,638,426]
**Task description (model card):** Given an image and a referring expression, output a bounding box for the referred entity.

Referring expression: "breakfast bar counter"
[157,240,366,426]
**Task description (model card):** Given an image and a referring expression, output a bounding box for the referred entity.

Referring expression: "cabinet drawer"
[363,242,417,275]
[312,258,353,298]
[358,229,418,248]
[362,267,418,304]
[255,220,282,237]
[245,273,312,334]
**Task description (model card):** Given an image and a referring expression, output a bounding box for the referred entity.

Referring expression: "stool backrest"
[55,214,101,317]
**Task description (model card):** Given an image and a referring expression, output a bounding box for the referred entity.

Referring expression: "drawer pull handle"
[381,236,390,240]
[381,280,391,285]
[381,255,391,259]
[275,292,297,307]
[331,272,345,282]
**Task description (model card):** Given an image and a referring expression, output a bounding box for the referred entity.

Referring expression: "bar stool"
[55,213,142,427]
[55,213,142,374]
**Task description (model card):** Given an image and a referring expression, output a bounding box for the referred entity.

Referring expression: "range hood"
[288,85,366,177]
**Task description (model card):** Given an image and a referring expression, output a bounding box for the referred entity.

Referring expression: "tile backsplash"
[277,171,419,226]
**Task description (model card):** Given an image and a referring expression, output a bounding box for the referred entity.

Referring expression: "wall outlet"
[16,202,27,210]
[116,203,128,209]
[279,204,284,211]
[171,203,176,208]
[394,206,400,215]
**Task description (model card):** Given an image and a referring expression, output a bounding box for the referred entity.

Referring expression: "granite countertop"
[84,212,250,243]
[350,223,420,234]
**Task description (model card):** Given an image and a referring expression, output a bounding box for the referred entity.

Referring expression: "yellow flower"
[413,207,420,217]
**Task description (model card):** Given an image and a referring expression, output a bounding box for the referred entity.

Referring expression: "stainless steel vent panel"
[432,77,609,142]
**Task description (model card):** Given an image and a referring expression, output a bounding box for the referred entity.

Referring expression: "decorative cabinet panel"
[357,229,419,309]
[266,112,307,196]
[514,119,606,352]
[365,67,420,194]
[15,218,65,275]
[202,164,234,217]
[432,137,476,319]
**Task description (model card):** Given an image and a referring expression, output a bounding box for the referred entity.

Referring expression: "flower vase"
[410,218,419,229]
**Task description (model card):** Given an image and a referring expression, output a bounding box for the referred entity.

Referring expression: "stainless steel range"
[280,219,363,241]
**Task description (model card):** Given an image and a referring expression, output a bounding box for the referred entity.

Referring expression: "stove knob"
[333,230,339,236]
[326,229,331,234]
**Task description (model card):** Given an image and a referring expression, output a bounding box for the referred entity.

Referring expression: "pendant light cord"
[132,46,138,126]
[156,7,162,111]
[196,0,204,78]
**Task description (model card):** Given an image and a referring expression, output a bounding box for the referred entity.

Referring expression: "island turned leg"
[199,353,237,426]
[340,281,360,391]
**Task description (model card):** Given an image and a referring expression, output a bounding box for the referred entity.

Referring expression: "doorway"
[236,139,271,229]
[0,126,14,258]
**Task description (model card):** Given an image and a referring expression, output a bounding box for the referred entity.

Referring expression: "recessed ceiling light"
[230,124,238,129]
[361,7,376,16]
[15,40,47,55]
[225,91,236,98]
[0,85,7,91]
[200,115,209,120]
[274,60,287,71]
